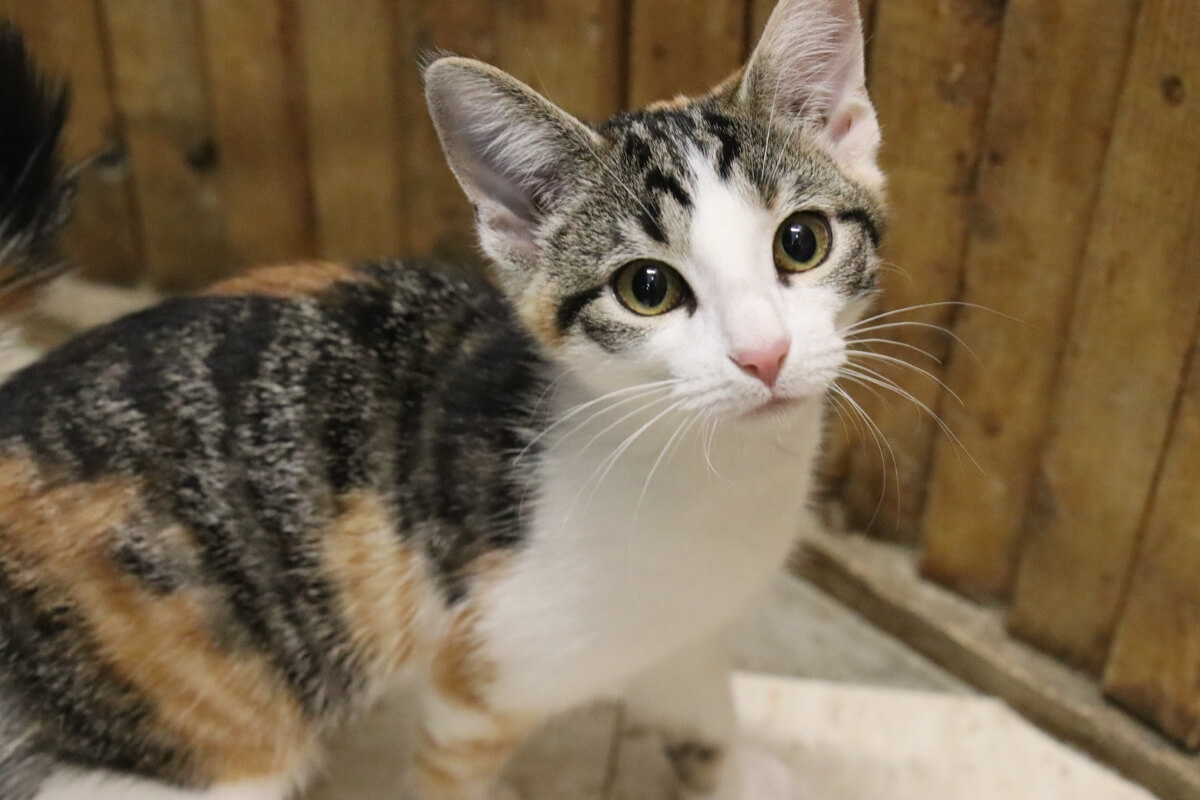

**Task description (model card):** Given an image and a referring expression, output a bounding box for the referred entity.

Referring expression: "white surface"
[305,672,1155,800]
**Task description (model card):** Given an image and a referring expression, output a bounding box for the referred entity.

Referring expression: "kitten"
[0,1,884,799]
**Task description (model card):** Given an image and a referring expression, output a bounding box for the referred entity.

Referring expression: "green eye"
[774,211,832,273]
[613,260,690,316]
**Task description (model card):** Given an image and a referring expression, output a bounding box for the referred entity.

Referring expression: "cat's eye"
[612,260,689,316]
[774,211,831,273]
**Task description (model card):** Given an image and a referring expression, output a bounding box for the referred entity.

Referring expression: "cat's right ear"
[424,57,599,264]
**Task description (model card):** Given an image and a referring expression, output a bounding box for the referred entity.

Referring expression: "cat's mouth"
[744,395,800,419]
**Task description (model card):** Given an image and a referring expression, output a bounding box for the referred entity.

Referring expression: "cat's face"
[427,0,883,419]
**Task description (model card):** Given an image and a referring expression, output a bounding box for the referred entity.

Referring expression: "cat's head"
[425,0,883,419]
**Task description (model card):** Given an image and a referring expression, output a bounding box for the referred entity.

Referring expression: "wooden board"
[1009,0,1200,673]
[4,0,143,284]
[396,0,622,265]
[794,530,1200,800]
[297,0,404,262]
[200,0,316,269]
[1103,316,1200,750]
[825,0,1006,543]
[918,0,1140,599]
[627,0,746,107]
[101,0,232,291]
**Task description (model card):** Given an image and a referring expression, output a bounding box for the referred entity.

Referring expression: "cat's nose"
[731,339,790,388]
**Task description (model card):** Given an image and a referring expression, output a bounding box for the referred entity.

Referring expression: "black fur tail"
[0,20,72,301]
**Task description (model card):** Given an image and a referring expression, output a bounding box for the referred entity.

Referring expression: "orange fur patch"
[430,553,512,711]
[204,260,368,299]
[322,491,423,677]
[0,458,315,782]
[412,724,525,799]
[517,284,567,348]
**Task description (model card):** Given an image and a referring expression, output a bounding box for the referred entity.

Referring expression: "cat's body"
[0,2,885,799]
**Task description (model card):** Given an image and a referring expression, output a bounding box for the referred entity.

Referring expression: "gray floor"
[734,572,967,693]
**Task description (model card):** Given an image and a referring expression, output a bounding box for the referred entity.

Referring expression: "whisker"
[839,364,984,475]
[514,379,680,463]
[846,350,964,406]
[843,336,943,364]
[831,383,899,530]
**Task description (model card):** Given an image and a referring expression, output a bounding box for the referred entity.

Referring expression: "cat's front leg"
[408,683,534,800]
[623,631,739,799]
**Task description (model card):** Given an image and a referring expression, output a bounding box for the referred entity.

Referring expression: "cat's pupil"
[782,221,817,263]
[632,265,669,308]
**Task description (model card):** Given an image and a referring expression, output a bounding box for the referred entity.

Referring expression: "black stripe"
[644,168,691,209]
[555,284,605,333]
[837,208,882,248]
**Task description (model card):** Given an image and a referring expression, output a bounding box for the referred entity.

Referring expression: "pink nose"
[732,339,790,388]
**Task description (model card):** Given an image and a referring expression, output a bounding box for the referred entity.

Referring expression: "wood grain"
[101,0,232,291]
[826,0,1006,543]
[396,0,622,265]
[1102,310,1200,750]
[297,0,404,261]
[4,0,143,284]
[1009,0,1200,672]
[918,0,1140,599]
[628,0,746,107]
[200,0,316,269]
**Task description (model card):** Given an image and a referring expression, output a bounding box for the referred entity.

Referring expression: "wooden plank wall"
[5,0,1200,753]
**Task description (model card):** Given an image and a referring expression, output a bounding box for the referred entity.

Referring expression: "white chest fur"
[477,398,823,713]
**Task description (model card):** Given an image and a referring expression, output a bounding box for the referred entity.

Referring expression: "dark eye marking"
[555,284,605,334]
[644,168,691,209]
[836,208,882,248]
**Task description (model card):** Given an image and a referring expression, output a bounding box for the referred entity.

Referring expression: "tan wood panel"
[827,0,1006,542]
[749,0,879,53]
[628,0,746,106]
[298,0,404,261]
[1103,308,1200,751]
[200,0,316,269]
[102,0,232,291]
[395,0,498,263]
[919,0,1140,599]
[1009,0,1200,673]
[4,0,143,284]
[396,0,623,265]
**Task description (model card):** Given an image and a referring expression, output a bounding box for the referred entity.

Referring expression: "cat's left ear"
[739,0,882,189]
[424,57,600,266]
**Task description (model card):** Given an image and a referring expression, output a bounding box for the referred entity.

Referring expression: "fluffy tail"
[0,20,72,313]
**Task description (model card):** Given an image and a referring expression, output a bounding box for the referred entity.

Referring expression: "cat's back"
[0,259,552,796]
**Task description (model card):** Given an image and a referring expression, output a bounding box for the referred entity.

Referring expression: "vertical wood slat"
[102,0,231,291]
[1009,0,1200,673]
[918,0,1140,599]
[395,1,499,264]
[1103,309,1200,751]
[824,0,1006,542]
[627,0,746,107]
[297,0,404,261]
[200,0,315,269]
[3,0,142,284]
[396,0,624,265]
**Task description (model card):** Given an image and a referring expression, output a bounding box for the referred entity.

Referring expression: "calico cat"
[0,1,884,798]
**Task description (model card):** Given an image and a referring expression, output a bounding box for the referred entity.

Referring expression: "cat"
[0,0,884,798]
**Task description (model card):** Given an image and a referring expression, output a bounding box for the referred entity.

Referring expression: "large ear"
[740,0,881,189]
[424,57,600,265]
